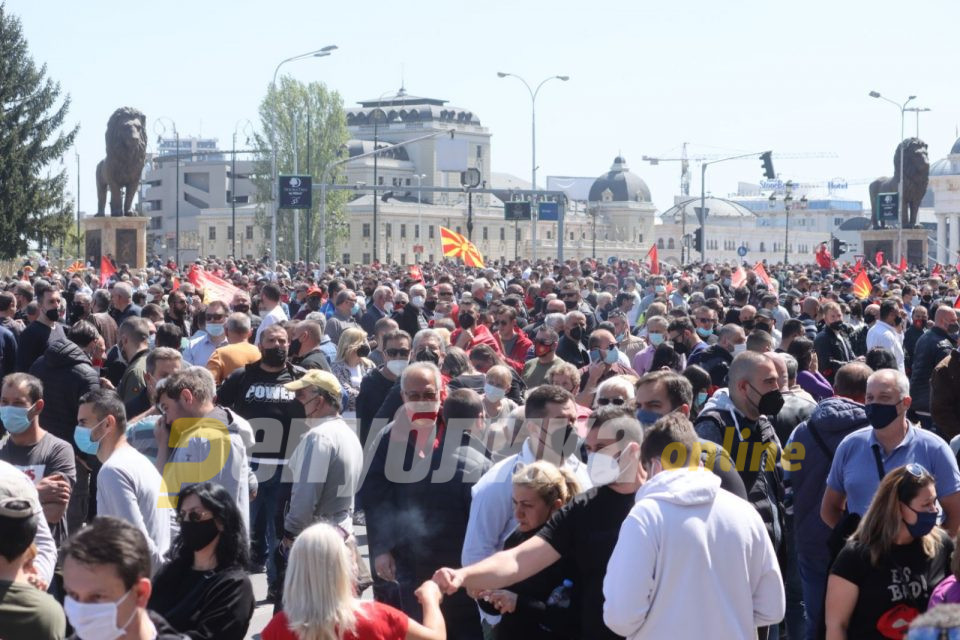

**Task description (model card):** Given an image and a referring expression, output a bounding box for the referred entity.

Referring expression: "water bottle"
[546,579,573,608]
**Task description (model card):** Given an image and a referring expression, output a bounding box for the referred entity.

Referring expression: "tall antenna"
[400,63,405,94]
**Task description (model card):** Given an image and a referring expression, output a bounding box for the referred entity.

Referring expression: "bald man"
[909,306,959,431]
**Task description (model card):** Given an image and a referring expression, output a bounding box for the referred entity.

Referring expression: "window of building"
[234,195,249,204]
[500,228,505,241]
[406,178,411,186]
[456,226,462,235]
[400,254,407,264]
[246,225,254,240]
[385,253,392,263]
[377,176,384,185]
[150,216,162,229]
[477,145,483,159]
[362,223,371,238]
[546,230,552,240]
[760,241,766,252]
[429,254,434,262]
[400,224,407,238]
[483,227,488,240]
[668,238,675,249]
[208,226,216,240]
[428,226,435,239]
[657,238,664,249]
[385,224,392,238]
[342,253,350,264]
[834,217,844,227]
[227,226,234,240]
[264,226,271,240]
[362,253,371,264]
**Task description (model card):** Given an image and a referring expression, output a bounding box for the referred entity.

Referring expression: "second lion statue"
[96,107,147,217]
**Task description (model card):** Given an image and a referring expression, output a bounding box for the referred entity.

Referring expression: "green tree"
[252,77,349,263]
[0,4,78,260]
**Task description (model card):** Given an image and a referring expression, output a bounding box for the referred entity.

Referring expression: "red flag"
[875,250,885,267]
[898,256,907,272]
[730,266,747,289]
[931,264,943,278]
[408,265,423,283]
[753,262,777,292]
[646,245,660,275]
[99,256,116,286]
[852,269,872,300]
[171,276,180,291]
[187,265,241,303]
[955,296,960,310]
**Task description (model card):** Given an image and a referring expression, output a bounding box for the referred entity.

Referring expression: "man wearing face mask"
[360,286,394,336]
[686,322,743,389]
[813,301,855,385]
[115,317,153,419]
[441,410,639,640]
[556,311,590,368]
[371,329,446,428]
[182,300,229,367]
[668,317,708,365]
[558,282,597,332]
[398,283,430,339]
[0,373,76,551]
[217,323,305,589]
[76,389,170,572]
[576,330,636,407]
[909,306,959,433]
[15,280,66,374]
[695,351,787,564]
[324,290,361,347]
[903,305,929,375]
[357,330,412,448]
[866,300,906,373]
[362,377,490,637]
[62,516,183,640]
[289,318,335,372]
[603,412,785,640]
[821,369,960,539]
[850,302,879,357]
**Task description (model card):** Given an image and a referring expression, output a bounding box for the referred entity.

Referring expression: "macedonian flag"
[440,226,485,268]
[851,269,872,300]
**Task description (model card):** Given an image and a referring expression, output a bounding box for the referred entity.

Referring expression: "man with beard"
[362,375,490,639]
[163,290,190,337]
[217,323,305,593]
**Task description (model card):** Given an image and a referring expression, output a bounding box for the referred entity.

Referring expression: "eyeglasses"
[597,397,627,406]
[404,391,438,402]
[177,509,213,523]
[535,340,556,347]
[205,314,226,322]
[386,348,411,358]
[695,317,714,325]
[561,292,578,299]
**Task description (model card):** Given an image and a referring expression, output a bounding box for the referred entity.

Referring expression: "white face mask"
[386,359,408,377]
[411,296,425,308]
[383,302,394,314]
[65,589,137,640]
[732,342,747,356]
[587,451,622,486]
[483,383,506,402]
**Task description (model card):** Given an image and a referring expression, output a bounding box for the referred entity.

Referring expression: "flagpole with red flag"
[99,256,116,286]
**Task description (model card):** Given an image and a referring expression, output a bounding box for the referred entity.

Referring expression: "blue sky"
[9,0,960,216]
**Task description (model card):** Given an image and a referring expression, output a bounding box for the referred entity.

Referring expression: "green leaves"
[0,4,78,260]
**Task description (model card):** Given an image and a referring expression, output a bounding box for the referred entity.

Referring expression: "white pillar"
[937,214,948,264]
[951,214,960,266]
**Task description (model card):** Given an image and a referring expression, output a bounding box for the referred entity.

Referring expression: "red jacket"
[496,329,533,374]
[450,323,503,356]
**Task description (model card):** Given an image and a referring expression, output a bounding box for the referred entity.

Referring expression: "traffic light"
[760,151,775,180]
[831,237,848,256]
[693,226,704,253]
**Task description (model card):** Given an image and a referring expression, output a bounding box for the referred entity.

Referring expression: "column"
[937,214,948,264]
[951,214,960,266]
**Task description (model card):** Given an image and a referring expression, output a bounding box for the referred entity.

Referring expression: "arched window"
[668,238,675,249]
[658,238,665,249]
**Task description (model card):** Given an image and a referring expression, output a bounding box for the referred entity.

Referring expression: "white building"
[928,136,960,265]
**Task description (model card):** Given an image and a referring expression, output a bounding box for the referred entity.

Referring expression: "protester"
[931,347,960,440]
[149,482,254,640]
[908,306,959,432]
[330,327,375,420]
[206,312,262,384]
[183,300,230,366]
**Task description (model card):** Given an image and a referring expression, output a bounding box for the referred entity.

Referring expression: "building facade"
[929,137,960,265]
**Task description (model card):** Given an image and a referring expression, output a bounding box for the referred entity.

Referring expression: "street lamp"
[270,45,337,267]
[154,118,179,266]
[415,173,426,263]
[869,90,916,262]
[904,106,932,137]
[232,119,254,260]
[768,181,808,264]
[497,72,569,261]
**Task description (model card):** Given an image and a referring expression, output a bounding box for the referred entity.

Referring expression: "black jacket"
[770,391,817,447]
[397,304,430,339]
[149,561,254,640]
[29,339,100,444]
[798,314,818,341]
[556,336,589,368]
[690,344,734,387]
[910,327,957,414]
[814,326,855,384]
[904,324,926,374]
[16,321,65,373]
[358,367,399,445]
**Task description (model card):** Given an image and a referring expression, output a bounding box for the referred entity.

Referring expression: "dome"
[951,138,960,155]
[930,157,960,177]
[660,197,756,223]
[588,156,651,203]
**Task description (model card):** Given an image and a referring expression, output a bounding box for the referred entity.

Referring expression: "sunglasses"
[906,463,930,479]
[386,348,411,358]
[535,340,556,347]
[205,314,226,322]
[597,397,627,406]
[177,509,213,524]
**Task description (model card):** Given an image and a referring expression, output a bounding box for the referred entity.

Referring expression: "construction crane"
[641,142,839,197]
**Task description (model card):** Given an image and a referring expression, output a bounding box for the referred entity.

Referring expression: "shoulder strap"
[806,422,834,461]
[871,444,886,482]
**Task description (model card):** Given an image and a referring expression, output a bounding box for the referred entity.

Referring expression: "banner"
[187,266,241,304]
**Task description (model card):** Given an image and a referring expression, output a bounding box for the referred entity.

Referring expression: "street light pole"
[415,173,425,263]
[76,152,81,260]
[497,72,569,262]
[271,45,337,268]
[156,118,180,266]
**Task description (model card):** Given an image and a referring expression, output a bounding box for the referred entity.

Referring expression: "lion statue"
[869,137,929,229]
[96,107,147,217]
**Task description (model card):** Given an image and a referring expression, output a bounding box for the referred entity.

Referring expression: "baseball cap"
[306,286,323,297]
[0,462,41,519]
[284,369,343,397]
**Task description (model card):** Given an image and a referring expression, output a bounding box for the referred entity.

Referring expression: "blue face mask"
[205,322,225,338]
[696,391,708,407]
[0,404,34,435]
[904,504,939,539]
[636,408,663,427]
[603,346,620,365]
[696,327,714,339]
[74,418,107,456]
[351,303,361,316]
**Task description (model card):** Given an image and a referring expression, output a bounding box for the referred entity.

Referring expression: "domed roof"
[951,138,960,155]
[588,156,651,203]
[660,197,756,222]
[930,157,960,177]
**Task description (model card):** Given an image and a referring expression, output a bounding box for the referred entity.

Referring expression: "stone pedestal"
[81,216,149,269]
[859,227,929,267]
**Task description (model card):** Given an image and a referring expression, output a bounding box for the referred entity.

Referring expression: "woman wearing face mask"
[788,337,834,402]
[330,328,375,420]
[547,362,593,433]
[631,316,669,376]
[148,482,255,640]
[480,365,519,453]
[476,461,581,639]
[825,464,952,640]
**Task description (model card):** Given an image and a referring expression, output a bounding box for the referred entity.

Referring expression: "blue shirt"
[826,424,960,516]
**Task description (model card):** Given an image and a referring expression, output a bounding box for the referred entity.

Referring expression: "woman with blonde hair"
[331,327,375,419]
[825,464,953,639]
[477,461,581,639]
[262,523,446,640]
[546,361,591,435]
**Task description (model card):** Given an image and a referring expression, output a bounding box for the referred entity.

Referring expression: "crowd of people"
[0,251,959,639]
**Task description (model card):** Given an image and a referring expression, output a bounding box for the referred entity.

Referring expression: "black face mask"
[564,299,577,311]
[568,326,583,342]
[923,295,933,302]
[424,299,437,313]
[357,343,371,358]
[261,346,288,367]
[829,320,845,332]
[232,305,250,314]
[741,319,755,331]
[289,339,302,357]
[416,349,440,365]
[755,323,772,334]
[864,313,877,325]
[894,315,903,326]
[363,288,375,298]
[306,298,320,310]
[672,337,689,356]
[45,308,60,322]
[179,518,220,551]
[749,382,784,417]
